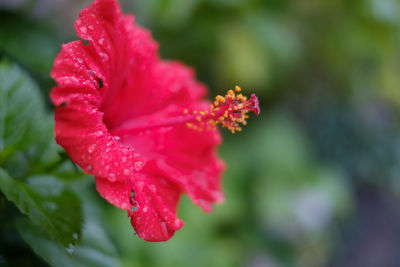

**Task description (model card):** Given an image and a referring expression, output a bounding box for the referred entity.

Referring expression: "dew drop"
[80,26,87,34]
[133,161,144,171]
[93,130,103,136]
[86,164,92,171]
[123,169,130,175]
[108,173,116,181]
[121,156,127,163]
[66,244,75,254]
[87,69,96,76]
[114,136,120,141]
[149,184,156,193]
[72,233,79,240]
[88,144,96,153]
[174,218,181,227]
[160,222,168,235]
[99,52,108,61]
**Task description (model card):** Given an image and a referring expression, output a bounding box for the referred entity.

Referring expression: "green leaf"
[17,181,120,267]
[0,168,82,249]
[0,60,59,177]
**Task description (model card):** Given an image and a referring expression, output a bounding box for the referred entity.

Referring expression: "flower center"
[112,86,259,135]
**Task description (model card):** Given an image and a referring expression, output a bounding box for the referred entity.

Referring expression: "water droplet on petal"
[108,173,116,181]
[88,144,96,153]
[93,130,103,136]
[80,26,87,34]
[123,169,130,175]
[99,52,108,61]
[149,184,156,193]
[133,161,144,171]
[160,222,168,235]
[174,218,181,227]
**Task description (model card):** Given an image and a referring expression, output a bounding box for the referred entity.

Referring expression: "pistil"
[112,86,259,135]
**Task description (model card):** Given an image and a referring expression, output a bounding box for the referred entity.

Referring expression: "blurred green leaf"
[0,169,82,249]
[0,60,59,177]
[17,180,120,267]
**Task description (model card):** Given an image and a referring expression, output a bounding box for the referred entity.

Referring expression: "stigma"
[186,86,260,133]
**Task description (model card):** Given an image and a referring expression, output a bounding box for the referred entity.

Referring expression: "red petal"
[95,174,184,242]
[121,123,225,212]
[103,61,207,130]
[54,96,143,182]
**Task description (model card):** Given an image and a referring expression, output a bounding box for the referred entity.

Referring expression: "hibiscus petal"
[54,96,143,182]
[130,173,184,242]
[75,0,158,121]
[51,41,100,106]
[95,177,131,210]
[104,61,208,130]
[119,124,224,212]
[95,173,184,242]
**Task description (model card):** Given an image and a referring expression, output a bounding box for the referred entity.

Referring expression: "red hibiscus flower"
[51,0,259,241]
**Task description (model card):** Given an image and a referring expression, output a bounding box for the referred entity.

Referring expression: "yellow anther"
[185,86,259,133]
[216,95,225,104]
[183,109,189,114]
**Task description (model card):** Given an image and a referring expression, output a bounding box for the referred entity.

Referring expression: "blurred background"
[1,0,400,266]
